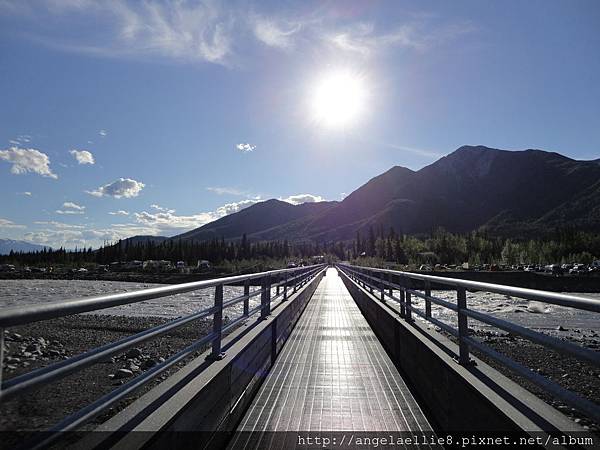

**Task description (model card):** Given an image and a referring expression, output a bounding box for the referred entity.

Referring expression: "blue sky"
[1,0,599,249]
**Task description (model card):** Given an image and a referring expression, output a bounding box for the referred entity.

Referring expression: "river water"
[1,279,599,340]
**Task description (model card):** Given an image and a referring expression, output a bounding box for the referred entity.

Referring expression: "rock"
[37,337,47,346]
[141,358,157,370]
[6,364,17,370]
[129,364,140,372]
[22,351,32,358]
[48,349,61,357]
[557,325,568,331]
[12,333,22,341]
[126,348,142,359]
[6,357,20,364]
[561,373,569,379]
[114,368,134,379]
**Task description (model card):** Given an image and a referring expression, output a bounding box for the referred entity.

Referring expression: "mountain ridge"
[53,145,600,248]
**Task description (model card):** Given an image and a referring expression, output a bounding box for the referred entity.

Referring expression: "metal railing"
[0,264,326,445]
[336,263,600,424]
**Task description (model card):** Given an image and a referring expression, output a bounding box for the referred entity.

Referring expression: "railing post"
[0,327,4,391]
[425,280,432,319]
[380,272,385,302]
[457,287,471,365]
[388,273,393,298]
[368,270,374,294]
[283,274,288,301]
[405,289,413,322]
[243,280,250,317]
[208,284,225,360]
[261,275,271,319]
[399,288,406,317]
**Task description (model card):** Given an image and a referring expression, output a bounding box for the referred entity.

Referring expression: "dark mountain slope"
[173,199,338,242]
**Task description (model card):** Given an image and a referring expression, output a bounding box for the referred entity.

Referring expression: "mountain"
[130,145,600,244]
[0,239,48,255]
[291,145,600,240]
[174,199,338,242]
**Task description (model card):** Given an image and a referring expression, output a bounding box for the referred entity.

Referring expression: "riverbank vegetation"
[1,228,599,270]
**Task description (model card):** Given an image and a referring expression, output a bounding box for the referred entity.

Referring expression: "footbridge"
[1,264,598,449]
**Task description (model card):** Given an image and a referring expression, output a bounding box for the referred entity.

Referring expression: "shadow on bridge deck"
[230,268,433,448]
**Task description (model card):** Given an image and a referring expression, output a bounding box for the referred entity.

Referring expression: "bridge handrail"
[336,263,600,424]
[0,264,327,448]
[0,265,323,328]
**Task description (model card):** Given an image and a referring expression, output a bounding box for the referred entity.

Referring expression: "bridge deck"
[231,268,433,446]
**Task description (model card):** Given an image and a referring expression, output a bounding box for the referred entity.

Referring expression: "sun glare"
[310,70,367,128]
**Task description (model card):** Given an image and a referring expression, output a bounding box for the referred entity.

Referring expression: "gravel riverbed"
[0,314,213,445]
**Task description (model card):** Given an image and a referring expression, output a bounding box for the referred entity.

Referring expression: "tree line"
[1,227,599,267]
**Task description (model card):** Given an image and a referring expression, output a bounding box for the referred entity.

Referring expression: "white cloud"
[99,129,107,137]
[18,191,32,196]
[280,194,325,205]
[62,201,85,210]
[109,210,129,216]
[236,143,255,152]
[56,201,85,214]
[55,210,85,215]
[0,147,58,179]
[70,149,95,165]
[252,16,301,49]
[133,198,261,234]
[0,218,26,229]
[206,186,247,196]
[86,177,145,198]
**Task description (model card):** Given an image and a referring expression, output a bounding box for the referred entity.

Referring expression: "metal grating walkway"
[230,268,434,448]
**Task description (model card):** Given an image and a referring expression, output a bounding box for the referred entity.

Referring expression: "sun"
[310,70,367,128]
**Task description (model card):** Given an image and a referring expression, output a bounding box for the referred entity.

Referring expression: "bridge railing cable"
[335,263,600,424]
[0,263,327,448]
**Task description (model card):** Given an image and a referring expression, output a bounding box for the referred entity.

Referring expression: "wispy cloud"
[98,129,107,137]
[5,0,237,65]
[236,143,255,152]
[18,191,32,196]
[8,135,32,145]
[384,142,444,158]
[34,221,85,229]
[0,146,58,179]
[251,15,301,49]
[0,218,26,229]
[109,210,130,216]
[0,1,474,66]
[86,178,145,198]
[325,20,474,57]
[70,149,95,165]
[206,186,248,196]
